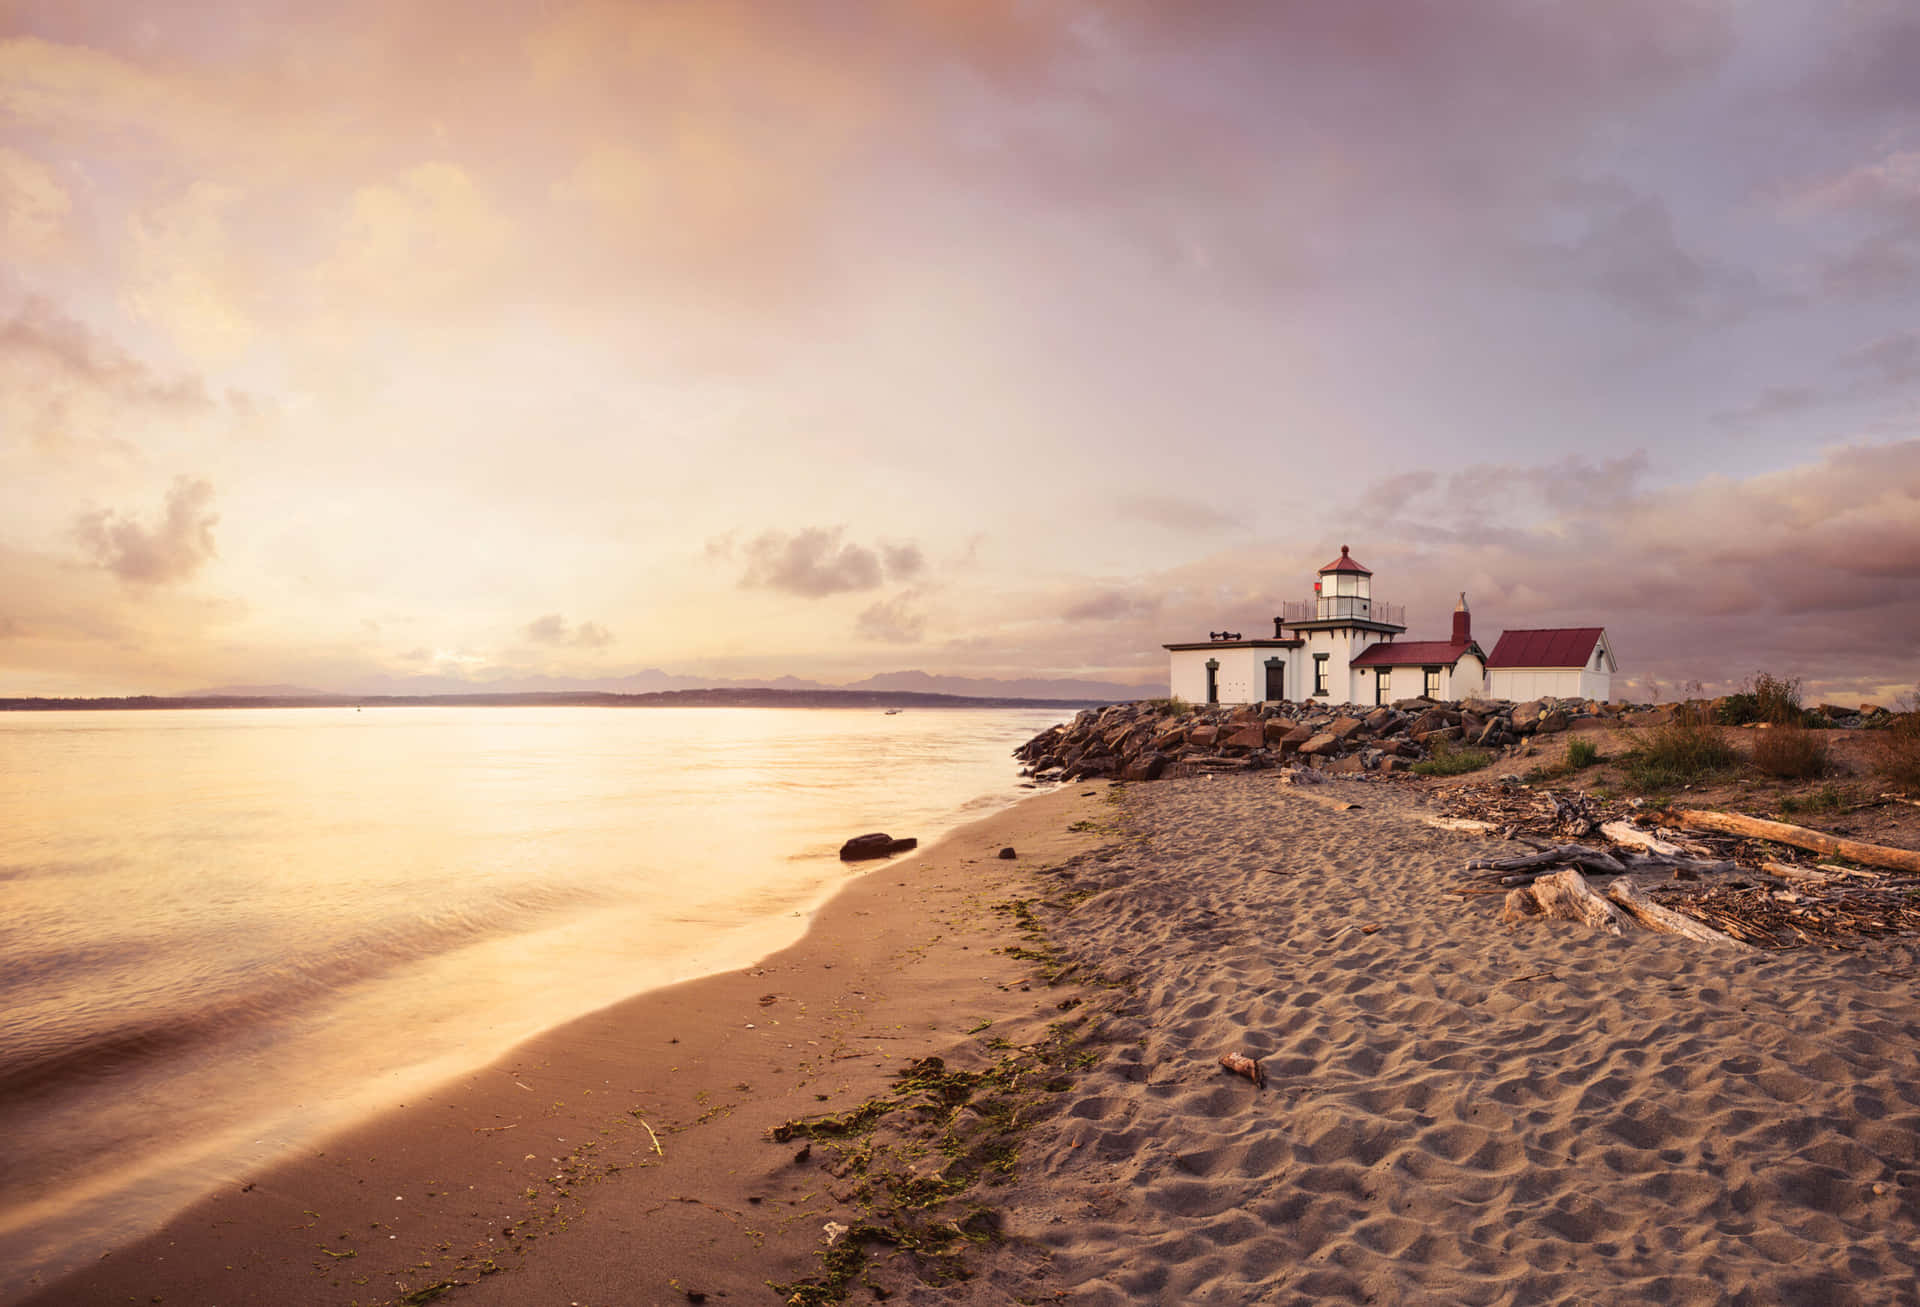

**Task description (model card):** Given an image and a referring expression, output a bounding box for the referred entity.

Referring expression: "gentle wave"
[0,876,623,1100]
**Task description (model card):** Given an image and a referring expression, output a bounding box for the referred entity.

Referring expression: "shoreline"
[20,780,1120,1306]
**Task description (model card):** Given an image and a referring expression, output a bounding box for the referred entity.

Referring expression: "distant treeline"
[0,689,1106,712]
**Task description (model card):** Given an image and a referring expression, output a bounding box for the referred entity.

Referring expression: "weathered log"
[1497,886,1543,925]
[1618,851,1736,877]
[1817,863,1882,881]
[1761,859,1834,886]
[1663,809,1920,875]
[1425,816,1499,835]
[1605,877,1755,950]
[1601,820,1684,857]
[1466,844,1626,876]
[1521,868,1631,936]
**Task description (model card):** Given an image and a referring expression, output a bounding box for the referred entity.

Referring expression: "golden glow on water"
[0,705,1064,1299]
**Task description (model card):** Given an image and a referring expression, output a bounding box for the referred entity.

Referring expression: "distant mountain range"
[189,669,1150,703]
[3,687,1124,713]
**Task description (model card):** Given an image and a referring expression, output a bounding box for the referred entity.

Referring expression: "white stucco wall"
[1488,668,1584,701]
[1168,651,1210,704]
[1447,653,1486,700]
[1169,646,1299,706]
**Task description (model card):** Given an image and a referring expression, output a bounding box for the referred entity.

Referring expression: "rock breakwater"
[1014,695,1621,782]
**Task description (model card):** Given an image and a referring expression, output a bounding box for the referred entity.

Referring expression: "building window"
[1594,649,1605,670]
[1313,654,1330,696]
[1378,668,1390,697]
[1423,666,1441,699]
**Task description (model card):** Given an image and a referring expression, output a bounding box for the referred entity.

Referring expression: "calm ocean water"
[0,704,1066,1299]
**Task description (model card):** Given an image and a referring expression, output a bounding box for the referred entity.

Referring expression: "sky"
[2,0,1918,703]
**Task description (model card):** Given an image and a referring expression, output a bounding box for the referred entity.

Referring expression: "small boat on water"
[884,708,903,715]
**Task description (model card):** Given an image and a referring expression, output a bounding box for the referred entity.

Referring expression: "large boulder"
[1299,732,1343,756]
[839,833,918,861]
[1150,722,1189,751]
[1363,706,1400,732]
[1276,724,1316,754]
[1511,699,1551,731]
[1222,723,1266,750]
[1327,716,1366,741]
[1536,710,1571,734]
[1187,724,1219,748]
[1122,752,1170,781]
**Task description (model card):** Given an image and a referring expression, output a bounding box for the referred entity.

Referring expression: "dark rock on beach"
[839,833,918,860]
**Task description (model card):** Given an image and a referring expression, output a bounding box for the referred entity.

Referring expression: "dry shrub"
[1877,704,1920,795]
[1751,724,1829,780]
[1624,703,1738,790]
[1718,670,1809,726]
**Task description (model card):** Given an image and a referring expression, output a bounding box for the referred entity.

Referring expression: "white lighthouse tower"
[1277,546,1408,700]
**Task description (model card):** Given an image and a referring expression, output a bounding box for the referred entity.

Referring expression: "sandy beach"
[28,771,1920,1306]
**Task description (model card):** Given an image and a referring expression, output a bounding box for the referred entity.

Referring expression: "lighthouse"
[1278,546,1409,700]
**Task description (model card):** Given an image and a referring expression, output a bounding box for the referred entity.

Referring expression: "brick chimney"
[1452,592,1470,644]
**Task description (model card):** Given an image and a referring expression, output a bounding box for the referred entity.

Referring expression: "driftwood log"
[1468,844,1627,877]
[1501,868,1630,936]
[1605,877,1754,950]
[1600,821,1684,857]
[1425,816,1499,835]
[1762,859,1835,886]
[1663,809,1920,875]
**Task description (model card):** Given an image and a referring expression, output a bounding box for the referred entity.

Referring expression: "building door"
[1264,659,1284,702]
[1376,668,1390,706]
[1205,659,1219,705]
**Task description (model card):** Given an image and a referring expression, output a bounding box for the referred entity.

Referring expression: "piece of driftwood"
[1762,859,1834,885]
[1512,868,1630,936]
[1219,1051,1267,1088]
[1426,816,1499,835]
[1467,844,1627,876]
[1497,886,1543,924]
[1817,863,1881,880]
[1605,877,1754,950]
[1600,821,1684,857]
[1618,851,1736,877]
[1663,809,1920,875]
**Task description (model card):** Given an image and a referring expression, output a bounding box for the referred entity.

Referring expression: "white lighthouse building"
[1164,546,1609,707]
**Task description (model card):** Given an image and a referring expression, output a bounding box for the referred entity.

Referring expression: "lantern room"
[1314,545,1373,622]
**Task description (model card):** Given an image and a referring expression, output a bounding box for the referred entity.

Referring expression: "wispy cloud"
[855,591,926,644]
[523,614,613,649]
[733,528,922,597]
[73,477,219,586]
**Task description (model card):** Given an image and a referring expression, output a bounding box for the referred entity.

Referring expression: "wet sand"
[28,773,1920,1306]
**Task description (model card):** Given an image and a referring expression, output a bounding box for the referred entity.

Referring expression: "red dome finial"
[1341,544,1350,556]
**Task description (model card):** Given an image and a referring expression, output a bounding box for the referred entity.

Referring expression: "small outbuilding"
[1485,628,1616,702]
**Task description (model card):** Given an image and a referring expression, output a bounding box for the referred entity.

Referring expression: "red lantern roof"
[1318,544,1372,575]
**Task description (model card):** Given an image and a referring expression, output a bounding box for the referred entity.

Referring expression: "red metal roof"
[1350,640,1477,668]
[1486,628,1605,669]
[1318,544,1372,575]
